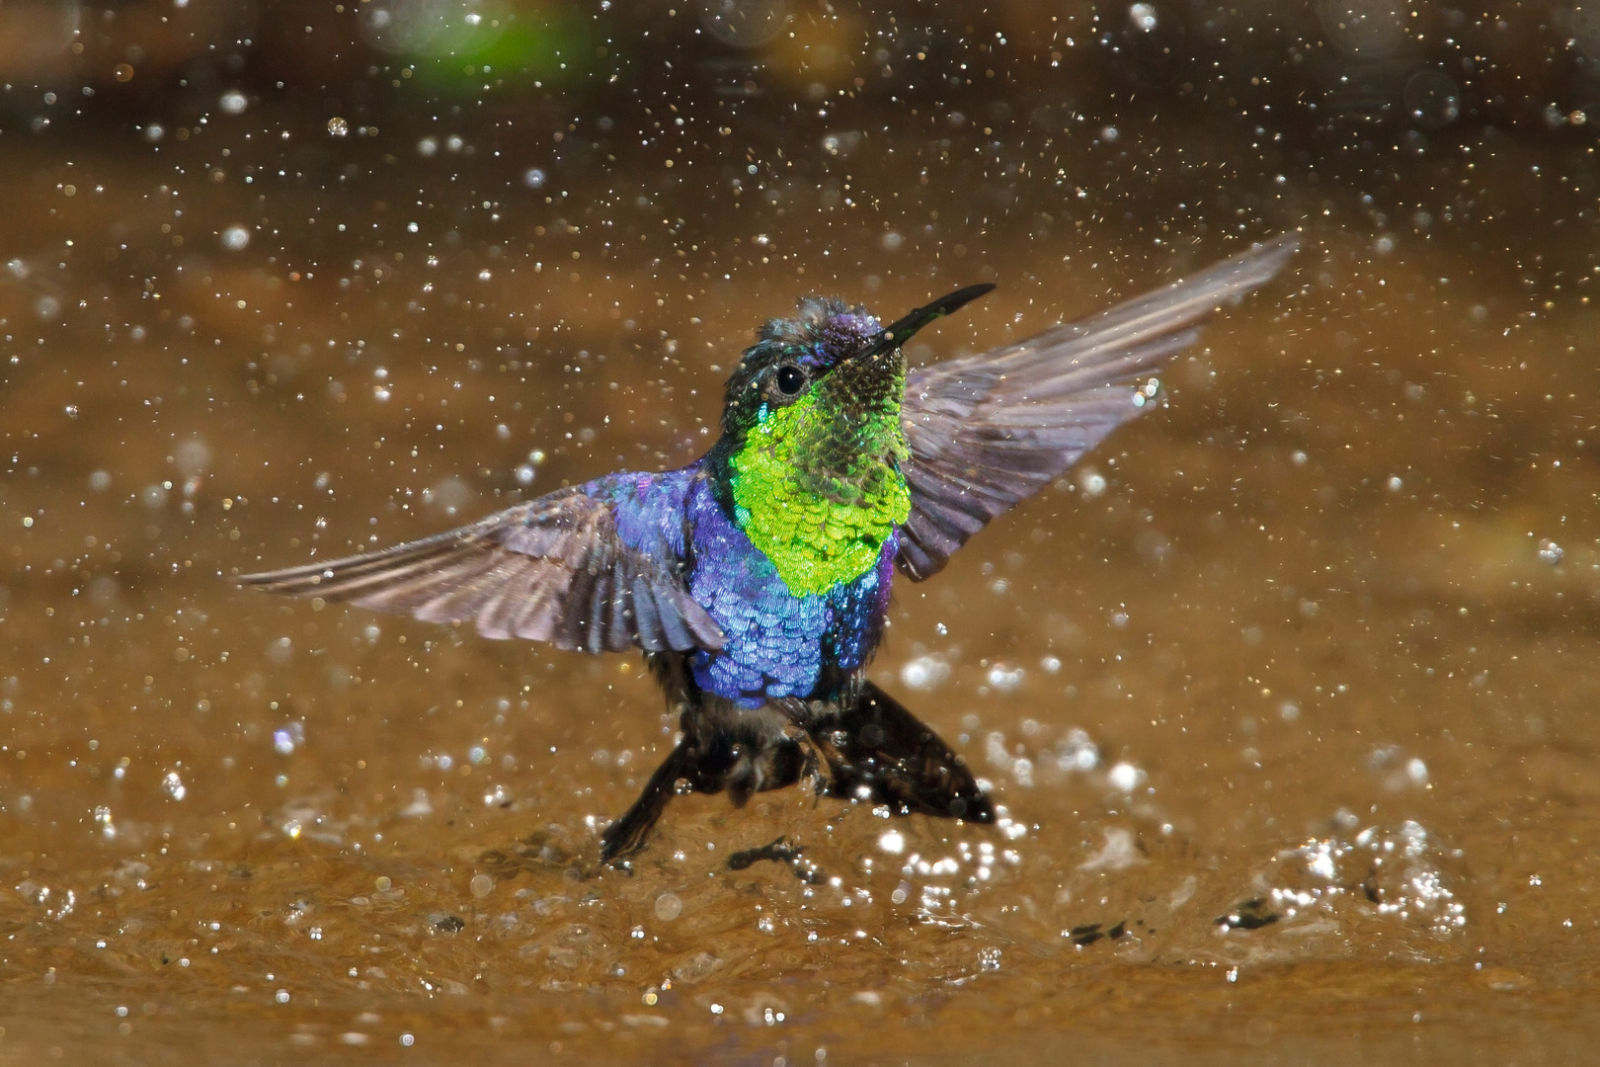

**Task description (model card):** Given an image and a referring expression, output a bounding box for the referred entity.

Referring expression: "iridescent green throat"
[728,388,910,597]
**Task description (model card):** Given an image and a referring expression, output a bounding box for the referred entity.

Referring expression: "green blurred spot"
[396,7,594,90]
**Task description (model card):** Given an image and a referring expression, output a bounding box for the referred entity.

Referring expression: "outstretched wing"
[896,234,1298,580]
[238,477,725,654]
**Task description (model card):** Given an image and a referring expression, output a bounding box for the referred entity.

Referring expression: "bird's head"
[717,284,994,448]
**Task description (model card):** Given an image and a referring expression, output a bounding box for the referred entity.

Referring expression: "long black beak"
[859,283,995,359]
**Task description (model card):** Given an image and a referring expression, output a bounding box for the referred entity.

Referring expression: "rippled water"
[2,4,1598,1062]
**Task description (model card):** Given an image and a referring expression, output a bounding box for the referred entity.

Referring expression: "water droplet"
[900,654,950,691]
[1107,761,1145,792]
[985,663,1025,692]
[273,724,303,756]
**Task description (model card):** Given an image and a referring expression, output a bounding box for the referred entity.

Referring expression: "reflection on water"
[2,2,1599,1061]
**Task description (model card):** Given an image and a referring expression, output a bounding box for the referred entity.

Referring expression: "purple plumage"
[595,462,896,708]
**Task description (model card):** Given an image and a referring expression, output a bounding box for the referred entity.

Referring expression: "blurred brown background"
[1,1,1597,1062]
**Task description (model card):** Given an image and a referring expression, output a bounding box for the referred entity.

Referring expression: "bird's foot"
[779,721,830,802]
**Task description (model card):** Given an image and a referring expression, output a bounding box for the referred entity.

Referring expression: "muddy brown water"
[2,6,1599,1063]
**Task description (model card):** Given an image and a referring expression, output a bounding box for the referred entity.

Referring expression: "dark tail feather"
[815,682,993,823]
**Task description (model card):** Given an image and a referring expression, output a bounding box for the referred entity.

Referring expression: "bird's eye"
[774,365,807,396]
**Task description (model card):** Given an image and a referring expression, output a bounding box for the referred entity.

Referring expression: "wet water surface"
[2,4,1599,1063]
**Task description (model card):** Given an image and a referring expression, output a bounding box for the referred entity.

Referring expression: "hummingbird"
[241,235,1296,864]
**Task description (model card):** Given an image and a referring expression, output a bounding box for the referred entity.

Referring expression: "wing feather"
[239,480,724,653]
[897,234,1297,579]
